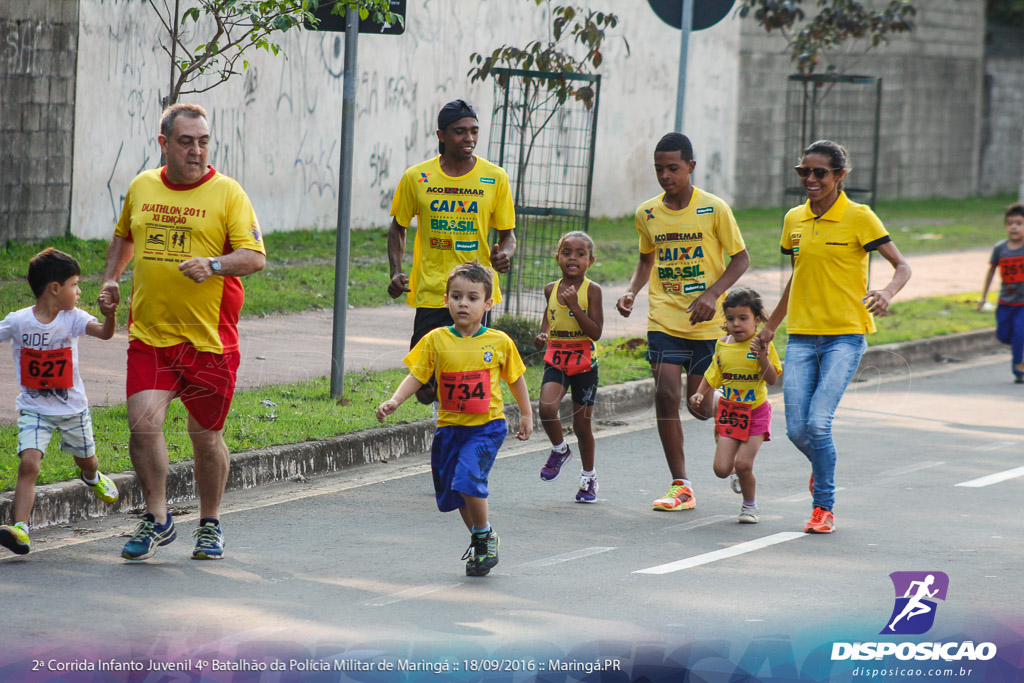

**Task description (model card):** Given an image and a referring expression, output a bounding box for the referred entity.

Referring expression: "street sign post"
[647,0,735,131]
[308,1,407,397]
[312,0,406,34]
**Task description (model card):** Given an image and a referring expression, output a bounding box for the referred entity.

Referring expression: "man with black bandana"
[387,99,518,404]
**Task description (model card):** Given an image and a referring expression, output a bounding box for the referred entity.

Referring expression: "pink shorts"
[748,400,772,442]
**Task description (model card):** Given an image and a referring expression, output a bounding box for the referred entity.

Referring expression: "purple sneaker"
[540,445,572,481]
[575,475,599,503]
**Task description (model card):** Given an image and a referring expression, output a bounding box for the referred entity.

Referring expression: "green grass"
[0,336,650,491]
[0,194,1013,318]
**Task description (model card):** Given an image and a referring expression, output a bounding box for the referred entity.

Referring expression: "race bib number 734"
[439,369,491,414]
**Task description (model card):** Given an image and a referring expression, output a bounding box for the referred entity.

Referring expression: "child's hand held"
[534,332,548,350]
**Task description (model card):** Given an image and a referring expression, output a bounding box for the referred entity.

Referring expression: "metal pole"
[673,0,693,132]
[330,7,358,398]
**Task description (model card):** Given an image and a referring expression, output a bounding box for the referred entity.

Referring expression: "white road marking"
[363,583,462,607]
[776,487,846,504]
[519,547,616,568]
[879,461,945,477]
[633,532,806,574]
[955,465,1024,488]
[972,441,1017,452]
[659,514,734,532]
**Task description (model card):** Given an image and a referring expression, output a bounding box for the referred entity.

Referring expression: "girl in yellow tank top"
[533,232,604,502]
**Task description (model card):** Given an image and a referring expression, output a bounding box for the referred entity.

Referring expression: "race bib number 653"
[20,347,74,390]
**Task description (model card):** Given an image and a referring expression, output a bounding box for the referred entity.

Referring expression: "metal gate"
[783,73,882,210]
[486,67,602,324]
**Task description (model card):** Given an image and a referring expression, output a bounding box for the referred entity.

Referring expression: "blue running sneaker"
[191,519,224,560]
[540,445,572,481]
[122,512,176,561]
[575,474,599,503]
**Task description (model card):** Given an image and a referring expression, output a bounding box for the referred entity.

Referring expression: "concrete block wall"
[980,27,1024,198]
[0,0,78,243]
[735,0,986,208]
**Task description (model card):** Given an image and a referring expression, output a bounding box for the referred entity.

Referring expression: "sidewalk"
[0,246,989,424]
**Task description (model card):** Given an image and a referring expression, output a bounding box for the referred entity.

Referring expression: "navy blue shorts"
[541,364,599,407]
[646,331,715,376]
[430,419,507,512]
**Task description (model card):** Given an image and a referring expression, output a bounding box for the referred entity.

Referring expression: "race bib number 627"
[20,347,74,390]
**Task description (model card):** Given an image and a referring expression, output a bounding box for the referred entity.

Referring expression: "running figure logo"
[881,571,949,635]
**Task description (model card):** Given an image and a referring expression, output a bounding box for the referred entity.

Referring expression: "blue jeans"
[995,304,1024,376]
[782,334,867,511]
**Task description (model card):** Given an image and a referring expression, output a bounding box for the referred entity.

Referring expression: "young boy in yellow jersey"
[0,249,120,555]
[377,262,533,576]
[617,133,749,512]
[978,203,1024,383]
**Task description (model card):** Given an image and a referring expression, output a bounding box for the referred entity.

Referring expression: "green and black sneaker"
[462,528,500,577]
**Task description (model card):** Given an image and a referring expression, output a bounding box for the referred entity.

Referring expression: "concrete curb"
[2,327,1002,531]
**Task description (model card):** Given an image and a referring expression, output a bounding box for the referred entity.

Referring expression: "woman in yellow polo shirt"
[755,140,911,535]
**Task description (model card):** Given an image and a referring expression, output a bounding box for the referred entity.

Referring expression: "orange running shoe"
[804,507,834,533]
[653,483,696,511]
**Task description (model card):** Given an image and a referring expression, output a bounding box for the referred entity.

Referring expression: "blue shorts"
[430,419,507,512]
[646,331,716,375]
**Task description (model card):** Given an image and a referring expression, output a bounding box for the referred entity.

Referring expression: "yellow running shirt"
[703,338,782,408]
[780,192,891,335]
[635,188,746,339]
[547,278,595,346]
[114,166,265,353]
[390,156,516,309]
[404,326,526,428]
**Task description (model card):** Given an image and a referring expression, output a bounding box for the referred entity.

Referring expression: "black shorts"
[645,331,715,376]
[541,364,599,407]
[410,307,492,349]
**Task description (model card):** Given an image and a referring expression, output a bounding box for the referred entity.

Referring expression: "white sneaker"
[739,504,759,524]
[729,473,742,495]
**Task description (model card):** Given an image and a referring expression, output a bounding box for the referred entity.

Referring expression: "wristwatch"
[208,257,222,274]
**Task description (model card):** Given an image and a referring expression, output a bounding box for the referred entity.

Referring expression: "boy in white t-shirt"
[0,248,120,555]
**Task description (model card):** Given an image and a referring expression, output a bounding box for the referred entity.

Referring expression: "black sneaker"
[462,528,500,576]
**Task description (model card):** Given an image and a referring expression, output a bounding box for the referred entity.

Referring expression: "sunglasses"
[794,166,841,179]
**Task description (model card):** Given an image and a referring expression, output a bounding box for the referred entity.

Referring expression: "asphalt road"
[2,351,1022,682]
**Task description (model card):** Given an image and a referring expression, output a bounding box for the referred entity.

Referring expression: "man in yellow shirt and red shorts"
[102,104,266,561]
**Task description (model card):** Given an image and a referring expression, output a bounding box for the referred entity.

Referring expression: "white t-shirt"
[0,306,96,415]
